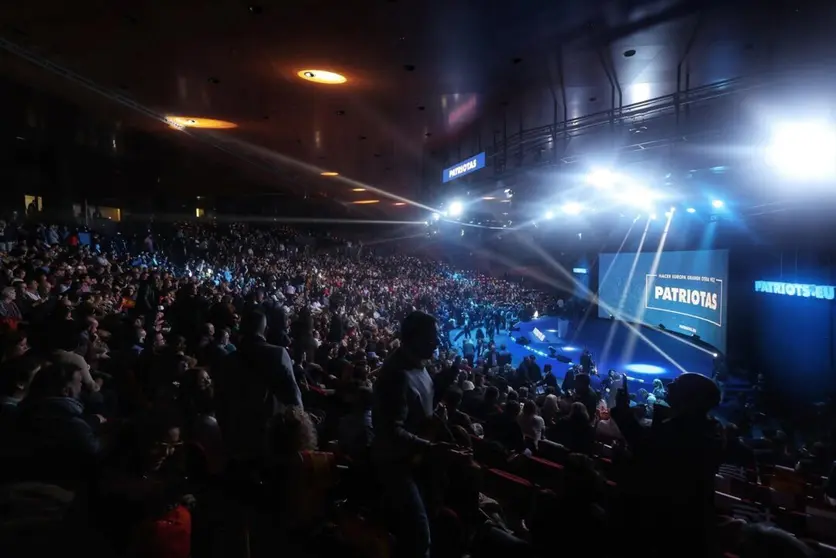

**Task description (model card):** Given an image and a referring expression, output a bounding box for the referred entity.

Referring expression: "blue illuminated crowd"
[0,217,832,558]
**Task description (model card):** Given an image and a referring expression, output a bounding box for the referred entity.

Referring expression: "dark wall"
[727,249,836,403]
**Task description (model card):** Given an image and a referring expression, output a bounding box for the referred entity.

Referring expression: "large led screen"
[597,250,729,352]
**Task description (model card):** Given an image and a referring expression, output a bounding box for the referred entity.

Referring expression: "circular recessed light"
[297,69,347,84]
[165,116,237,129]
[320,171,339,176]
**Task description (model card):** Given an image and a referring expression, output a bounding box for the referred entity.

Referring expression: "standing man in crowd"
[372,311,439,558]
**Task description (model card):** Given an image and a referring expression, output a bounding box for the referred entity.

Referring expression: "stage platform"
[451,315,717,390]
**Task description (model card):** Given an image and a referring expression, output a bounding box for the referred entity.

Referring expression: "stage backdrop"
[727,249,836,403]
[598,250,729,352]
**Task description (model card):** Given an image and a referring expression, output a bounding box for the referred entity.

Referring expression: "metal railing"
[488,77,754,176]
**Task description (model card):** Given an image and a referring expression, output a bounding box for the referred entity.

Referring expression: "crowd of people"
[0,217,833,558]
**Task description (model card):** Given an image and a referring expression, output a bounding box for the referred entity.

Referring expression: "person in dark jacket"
[372,311,441,558]
[611,372,723,558]
[216,310,302,464]
[14,362,102,487]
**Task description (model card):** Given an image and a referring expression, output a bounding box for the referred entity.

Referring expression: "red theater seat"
[522,455,565,491]
[483,469,535,514]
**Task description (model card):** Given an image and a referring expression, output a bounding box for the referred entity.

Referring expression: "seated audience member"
[485,400,525,454]
[540,393,559,427]
[93,411,192,558]
[14,362,103,487]
[737,523,815,558]
[550,401,595,455]
[443,386,476,435]
[339,385,374,461]
[471,385,501,421]
[517,400,545,446]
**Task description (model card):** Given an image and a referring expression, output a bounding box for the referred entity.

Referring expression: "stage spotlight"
[766,121,836,180]
[711,199,724,208]
[686,207,696,213]
[562,202,583,215]
[432,212,441,221]
[586,169,617,189]
[650,213,657,220]
[664,210,673,218]
[448,201,464,217]
[544,210,554,220]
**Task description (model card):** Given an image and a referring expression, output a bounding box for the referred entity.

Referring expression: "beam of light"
[601,216,652,365]
[572,217,638,340]
[517,224,689,375]
[562,202,583,215]
[361,232,430,246]
[622,206,675,360]
[456,233,688,375]
[0,37,443,215]
[523,249,688,374]
[123,213,427,227]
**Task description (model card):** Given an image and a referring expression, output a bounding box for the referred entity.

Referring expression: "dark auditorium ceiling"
[1,0,835,229]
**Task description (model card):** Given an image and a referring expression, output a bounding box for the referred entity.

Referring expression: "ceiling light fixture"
[351,188,366,192]
[352,200,379,204]
[393,202,407,206]
[320,171,339,176]
[482,196,496,200]
[165,116,237,129]
[297,69,347,84]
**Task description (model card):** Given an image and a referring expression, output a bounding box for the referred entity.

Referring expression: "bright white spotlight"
[586,169,617,189]
[562,202,583,215]
[711,199,724,208]
[664,210,672,218]
[432,212,441,221]
[766,121,836,180]
[650,213,657,220]
[686,207,696,213]
[544,210,554,220]
[448,201,464,217]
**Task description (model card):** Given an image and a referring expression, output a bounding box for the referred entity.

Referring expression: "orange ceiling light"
[393,202,407,206]
[297,69,347,84]
[165,116,237,129]
[320,171,340,176]
[352,200,380,205]
[351,188,366,192]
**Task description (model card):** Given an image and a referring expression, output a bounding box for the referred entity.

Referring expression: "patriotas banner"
[644,273,724,327]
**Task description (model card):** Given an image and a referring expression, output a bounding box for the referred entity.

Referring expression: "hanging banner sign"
[442,152,486,183]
